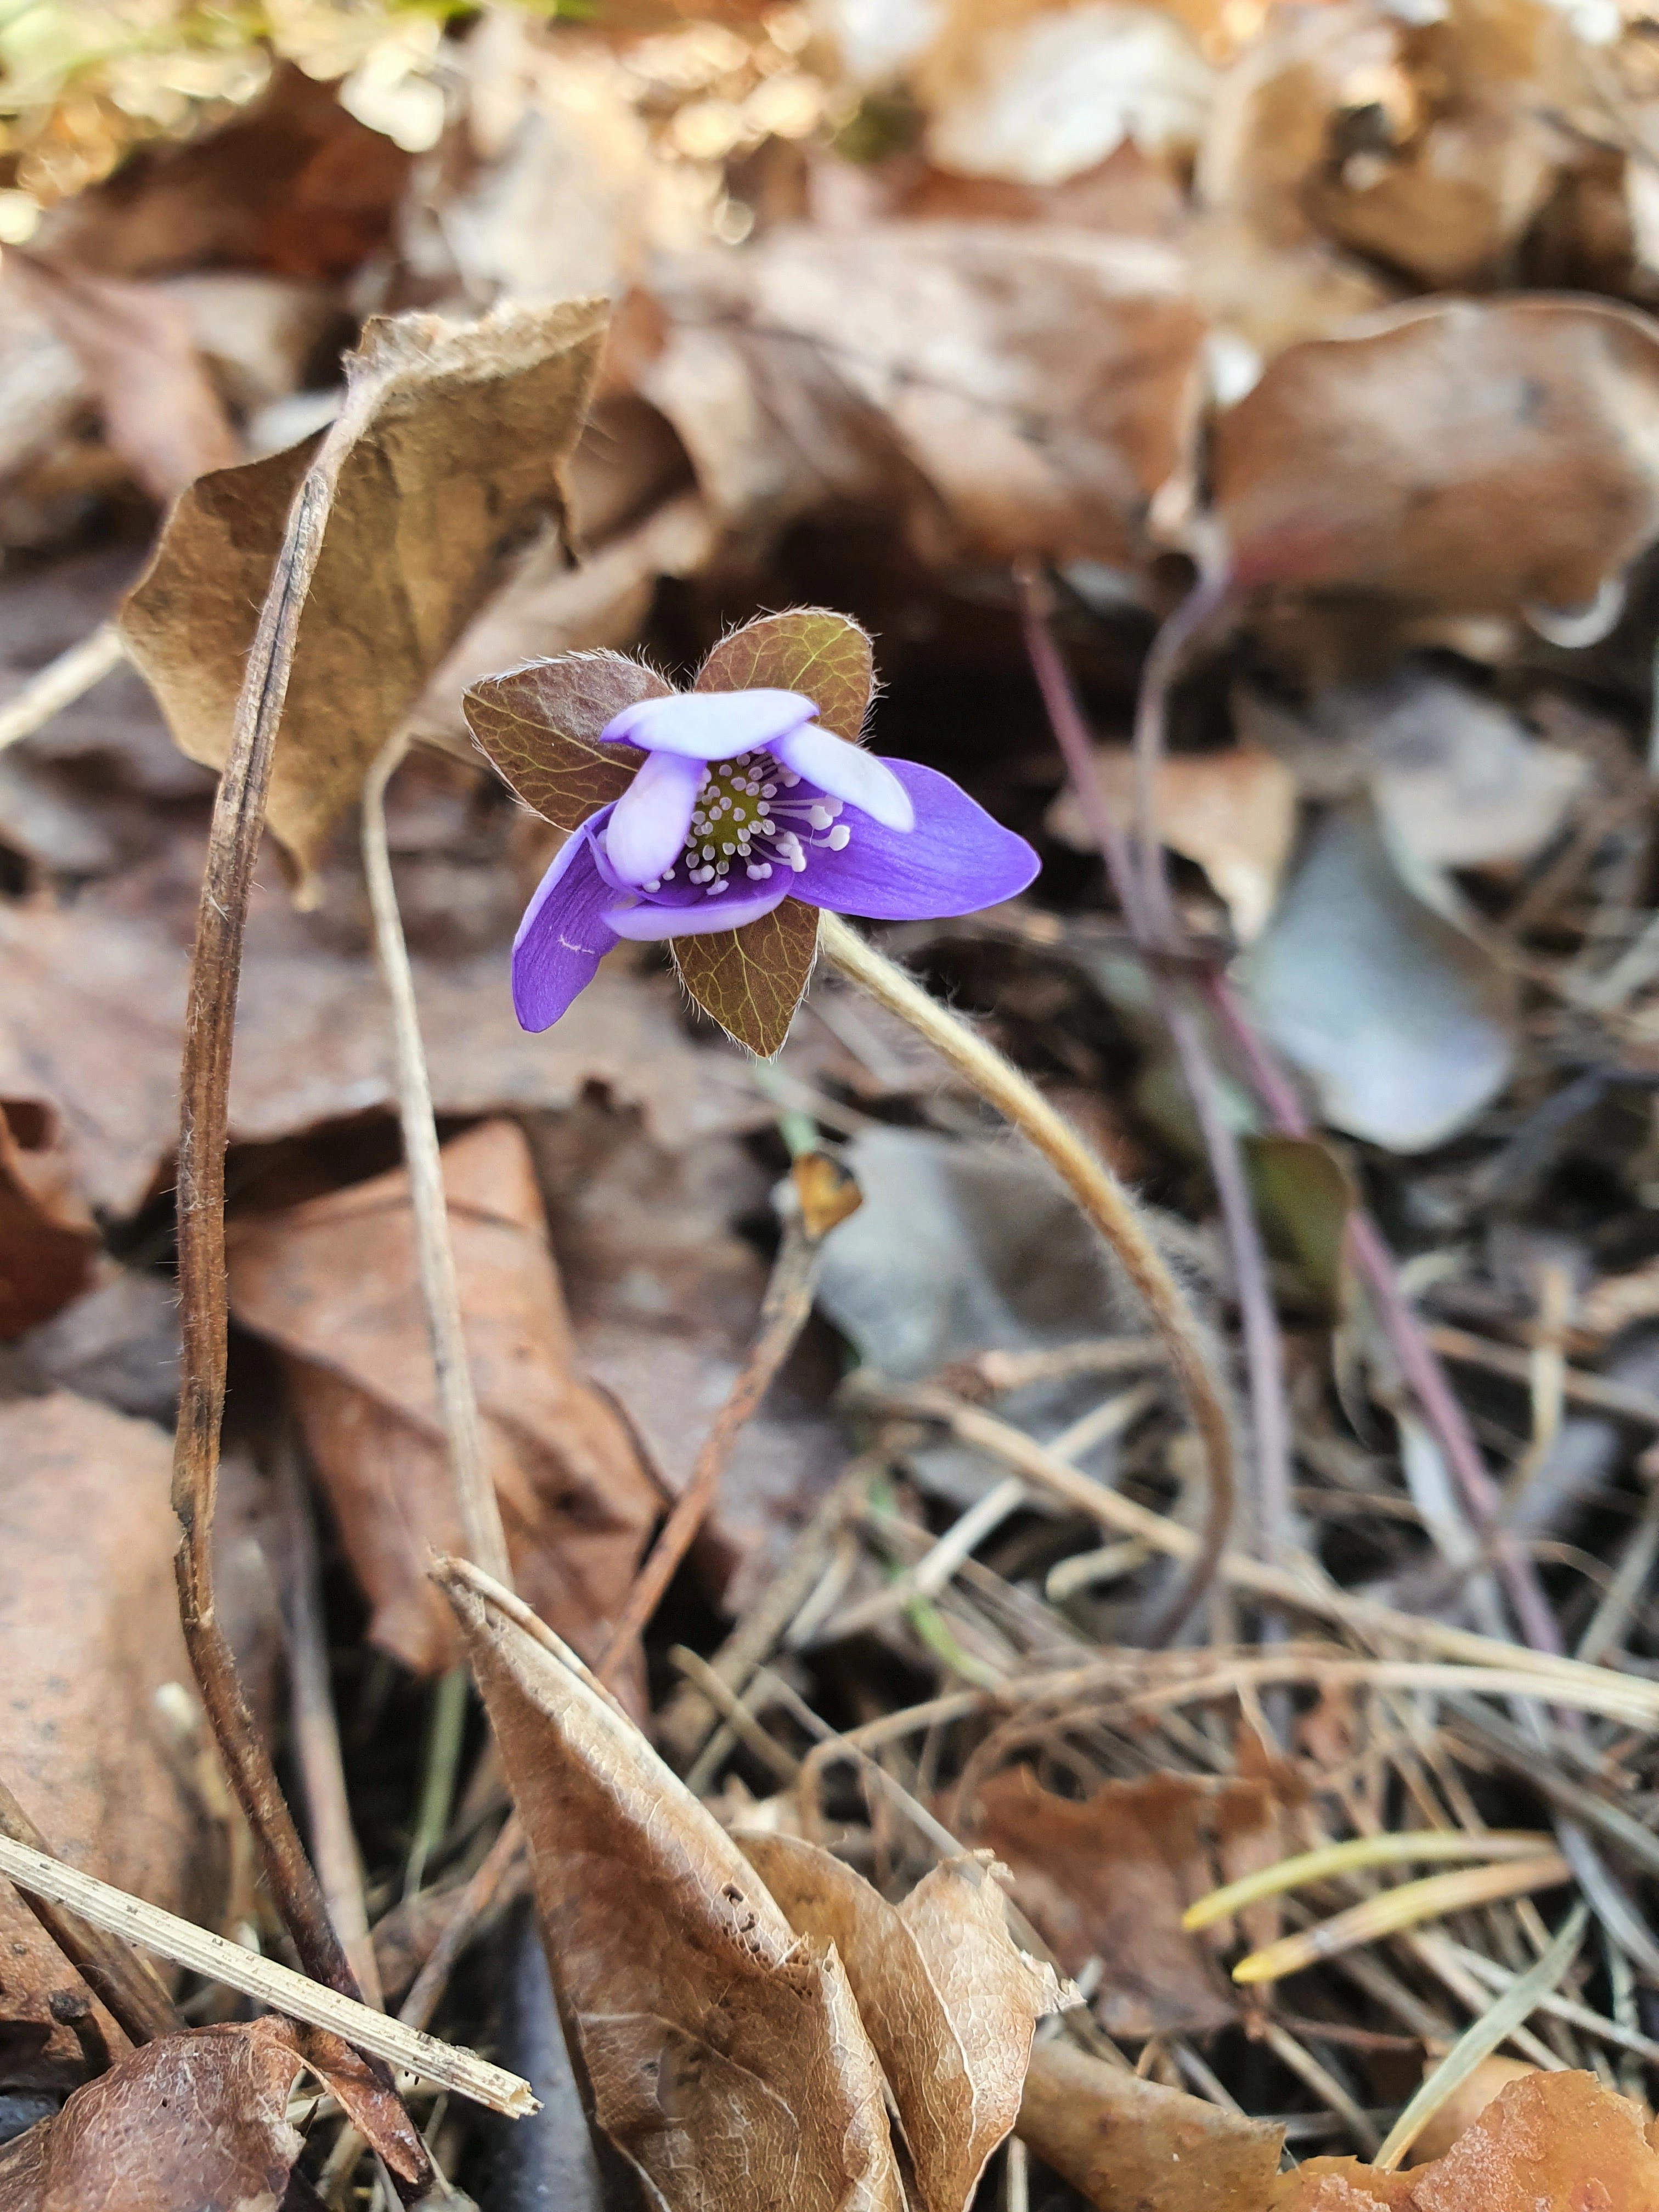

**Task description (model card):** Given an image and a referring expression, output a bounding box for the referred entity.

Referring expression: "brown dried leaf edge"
[438,1564,1057,2212]
[465,607,875,1054]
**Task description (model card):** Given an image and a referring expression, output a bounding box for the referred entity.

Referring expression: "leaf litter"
[10,0,1659,2203]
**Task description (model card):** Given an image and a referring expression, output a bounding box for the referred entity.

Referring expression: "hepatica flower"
[465,609,1038,1056]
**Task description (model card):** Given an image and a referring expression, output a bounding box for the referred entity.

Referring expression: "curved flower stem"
[817,910,1234,1645]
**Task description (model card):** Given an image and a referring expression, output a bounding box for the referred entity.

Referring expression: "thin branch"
[0,620,123,754]
[0,1835,535,2119]
[818,911,1234,1644]
[361,730,510,1585]
[597,1210,822,1675]
[1017,560,1291,1570]
[0,1774,182,2045]
[278,1446,383,2008]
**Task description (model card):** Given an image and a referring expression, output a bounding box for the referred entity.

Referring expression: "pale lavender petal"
[603,747,705,887]
[791,759,1038,919]
[603,882,791,940]
[512,814,621,1031]
[604,688,819,759]
[769,724,913,831]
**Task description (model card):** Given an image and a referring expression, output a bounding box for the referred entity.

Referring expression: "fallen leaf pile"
[9,0,1659,2199]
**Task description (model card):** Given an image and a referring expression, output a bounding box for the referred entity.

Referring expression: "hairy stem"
[818,910,1233,1644]
[362,729,511,1585]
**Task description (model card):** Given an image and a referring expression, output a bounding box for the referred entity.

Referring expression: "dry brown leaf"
[737,1832,1063,2212]
[0,1393,216,2092]
[1197,0,1585,291]
[437,1568,905,2212]
[1405,2057,1537,2168]
[12,256,237,505]
[225,1118,660,1678]
[0,2013,425,2210]
[121,295,607,885]
[0,2019,306,2212]
[1271,2070,1659,2210]
[1018,2037,1284,2212]
[638,223,1204,567]
[1047,744,1297,941]
[1206,297,1659,619]
[0,1104,95,1340]
[37,63,410,284]
[969,1766,1278,2038]
[0,885,807,1220]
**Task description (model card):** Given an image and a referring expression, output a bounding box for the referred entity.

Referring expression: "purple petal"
[792,758,1039,919]
[603,688,819,759]
[770,724,913,831]
[603,882,791,940]
[603,747,705,887]
[512,814,622,1031]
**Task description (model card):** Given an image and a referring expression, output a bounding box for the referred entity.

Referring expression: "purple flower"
[510,685,1038,1034]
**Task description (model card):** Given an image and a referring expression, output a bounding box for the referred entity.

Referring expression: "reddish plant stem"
[1018,561,1289,1573]
[1199,962,1567,1658]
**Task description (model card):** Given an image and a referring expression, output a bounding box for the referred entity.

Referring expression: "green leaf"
[674,901,821,1056]
[1243,1133,1357,1321]
[464,650,664,830]
[696,609,874,742]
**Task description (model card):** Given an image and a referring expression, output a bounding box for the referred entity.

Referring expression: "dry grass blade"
[1375,1903,1588,2170]
[0,1835,536,2117]
[1231,1855,1573,1986]
[1183,1832,1559,1933]
[0,622,124,753]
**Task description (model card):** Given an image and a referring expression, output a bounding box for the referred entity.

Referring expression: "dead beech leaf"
[1271,2070,1659,2210]
[225,1119,660,1678]
[0,1393,217,2091]
[1047,745,1297,941]
[1405,2056,1536,2168]
[639,224,1204,567]
[1207,298,1659,618]
[12,255,237,504]
[0,2019,308,2212]
[121,295,607,884]
[1018,2037,1284,2212]
[969,1765,1277,2039]
[437,1568,905,2212]
[737,1832,1063,2212]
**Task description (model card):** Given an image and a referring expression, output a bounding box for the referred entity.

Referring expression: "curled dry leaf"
[0,2014,425,2211]
[737,1832,1064,2212]
[1018,2036,1285,2212]
[1047,744,1297,941]
[1269,2069,1659,2210]
[0,2019,306,2212]
[0,1393,216,2092]
[637,224,1204,568]
[1206,297,1659,620]
[968,1764,1279,2039]
[225,1119,660,1678]
[437,1566,904,2212]
[120,295,608,886]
